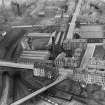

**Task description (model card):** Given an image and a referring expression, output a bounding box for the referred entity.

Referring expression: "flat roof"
[76,25,104,38]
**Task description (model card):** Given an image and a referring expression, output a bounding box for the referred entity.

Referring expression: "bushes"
[78,0,105,24]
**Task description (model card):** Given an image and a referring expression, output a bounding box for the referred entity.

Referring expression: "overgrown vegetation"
[78,0,105,24]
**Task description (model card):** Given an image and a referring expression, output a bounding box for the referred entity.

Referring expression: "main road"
[80,43,96,69]
[66,0,83,40]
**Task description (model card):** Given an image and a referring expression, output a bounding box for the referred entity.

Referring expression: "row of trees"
[0,0,37,23]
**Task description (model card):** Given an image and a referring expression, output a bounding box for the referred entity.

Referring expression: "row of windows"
[63,42,87,50]
[73,73,105,86]
[87,39,103,43]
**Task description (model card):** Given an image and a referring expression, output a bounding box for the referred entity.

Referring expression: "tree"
[1,0,8,22]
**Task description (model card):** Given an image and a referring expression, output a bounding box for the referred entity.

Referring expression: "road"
[0,73,11,105]
[80,43,96,69]
[66,0,83,39]
[10,75,66,105]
